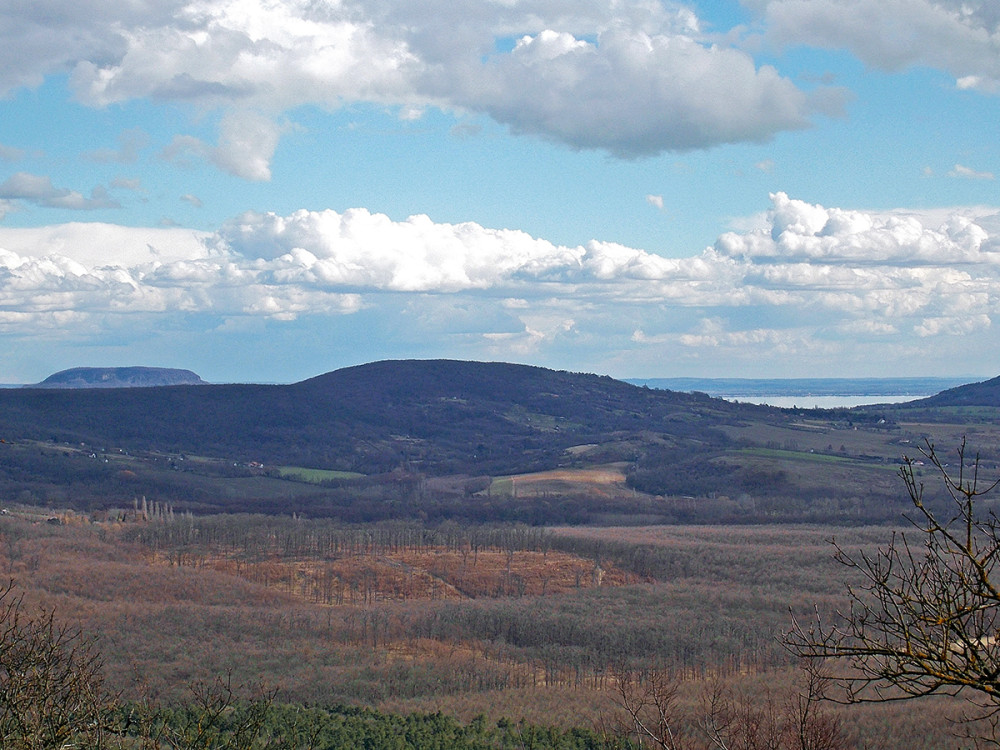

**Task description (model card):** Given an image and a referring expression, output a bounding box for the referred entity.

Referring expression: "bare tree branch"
[0,580,123,749]
[786,439,1000,739]
[607,661,847,750]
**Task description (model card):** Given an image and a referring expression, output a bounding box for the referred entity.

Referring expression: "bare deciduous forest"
[0,507,977,747]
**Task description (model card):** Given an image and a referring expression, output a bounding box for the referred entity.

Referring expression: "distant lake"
[625,377,978,409]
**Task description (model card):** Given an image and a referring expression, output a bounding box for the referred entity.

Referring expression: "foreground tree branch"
[786,438,1000,721]
[606,661,847,750]
[0,581,120,749]
[0,579,281,750]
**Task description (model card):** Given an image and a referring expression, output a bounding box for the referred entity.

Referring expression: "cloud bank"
[1,193,998,375]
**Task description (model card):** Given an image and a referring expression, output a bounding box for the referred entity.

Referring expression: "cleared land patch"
[488,466,628,498]
[275,466,365,483]
[154,546,638,605]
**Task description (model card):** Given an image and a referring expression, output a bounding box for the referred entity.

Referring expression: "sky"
[0,0,999,384]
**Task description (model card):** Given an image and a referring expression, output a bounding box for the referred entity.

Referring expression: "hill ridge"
[905,375,1000,407]
[0,358,994,523]
[4,359,753,475]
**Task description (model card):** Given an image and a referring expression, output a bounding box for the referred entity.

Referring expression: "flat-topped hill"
[34,366,206,389]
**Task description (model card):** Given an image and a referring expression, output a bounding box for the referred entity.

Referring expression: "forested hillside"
[0,360,770,474]
[905,374,1000,407]
[0,359,995,524]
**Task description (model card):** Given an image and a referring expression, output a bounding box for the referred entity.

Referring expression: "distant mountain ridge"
[34,366,207,389]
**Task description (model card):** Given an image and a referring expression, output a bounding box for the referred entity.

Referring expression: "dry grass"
[490,465,631,498]
[513,468,626,485]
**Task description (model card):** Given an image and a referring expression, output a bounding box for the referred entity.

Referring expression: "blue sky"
[0,0,998,384]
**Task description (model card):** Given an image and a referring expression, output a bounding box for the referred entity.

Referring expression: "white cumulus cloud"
[0,0,828,173]
[446,27,811,155]
[217,207,587,291]
[161,111,288,181]
[716,192,999,264]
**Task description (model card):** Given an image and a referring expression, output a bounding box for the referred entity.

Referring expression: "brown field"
[514,468,626,485]
[491,465,631,497]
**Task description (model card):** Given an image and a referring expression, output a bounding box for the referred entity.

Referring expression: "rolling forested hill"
[907,374,1000,407]
[0,360,779,475]
[0,359,994,523]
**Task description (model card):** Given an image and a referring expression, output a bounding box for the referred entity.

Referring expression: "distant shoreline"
[626,376,976,408]
[714,394,919,409]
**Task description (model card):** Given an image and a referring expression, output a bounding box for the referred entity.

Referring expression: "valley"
[2,360,1000,747]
